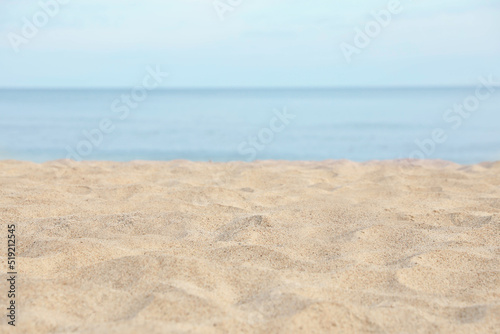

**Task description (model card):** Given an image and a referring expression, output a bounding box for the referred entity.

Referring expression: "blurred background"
[0,0,499,163]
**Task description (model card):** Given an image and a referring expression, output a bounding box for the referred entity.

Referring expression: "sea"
[0,88,499,164]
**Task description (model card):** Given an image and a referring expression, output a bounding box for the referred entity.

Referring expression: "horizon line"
[0,85,495,91]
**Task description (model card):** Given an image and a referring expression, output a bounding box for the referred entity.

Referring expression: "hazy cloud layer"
[1,0,499,87]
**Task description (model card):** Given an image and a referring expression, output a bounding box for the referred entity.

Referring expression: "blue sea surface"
[0,88,499,164]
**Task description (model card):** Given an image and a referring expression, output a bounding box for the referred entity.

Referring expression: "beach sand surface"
[0,160,499,333]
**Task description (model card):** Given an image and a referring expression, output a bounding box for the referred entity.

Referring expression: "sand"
[0,159,499,333]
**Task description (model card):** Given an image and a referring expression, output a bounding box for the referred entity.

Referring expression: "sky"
[0,0,499,88]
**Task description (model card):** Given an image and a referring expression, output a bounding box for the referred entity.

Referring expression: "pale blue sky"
[1,0,499,88]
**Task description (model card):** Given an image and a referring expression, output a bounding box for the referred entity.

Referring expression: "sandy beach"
[0,159,499,333]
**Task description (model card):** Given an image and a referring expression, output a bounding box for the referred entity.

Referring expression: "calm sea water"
[0,88,499,164]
